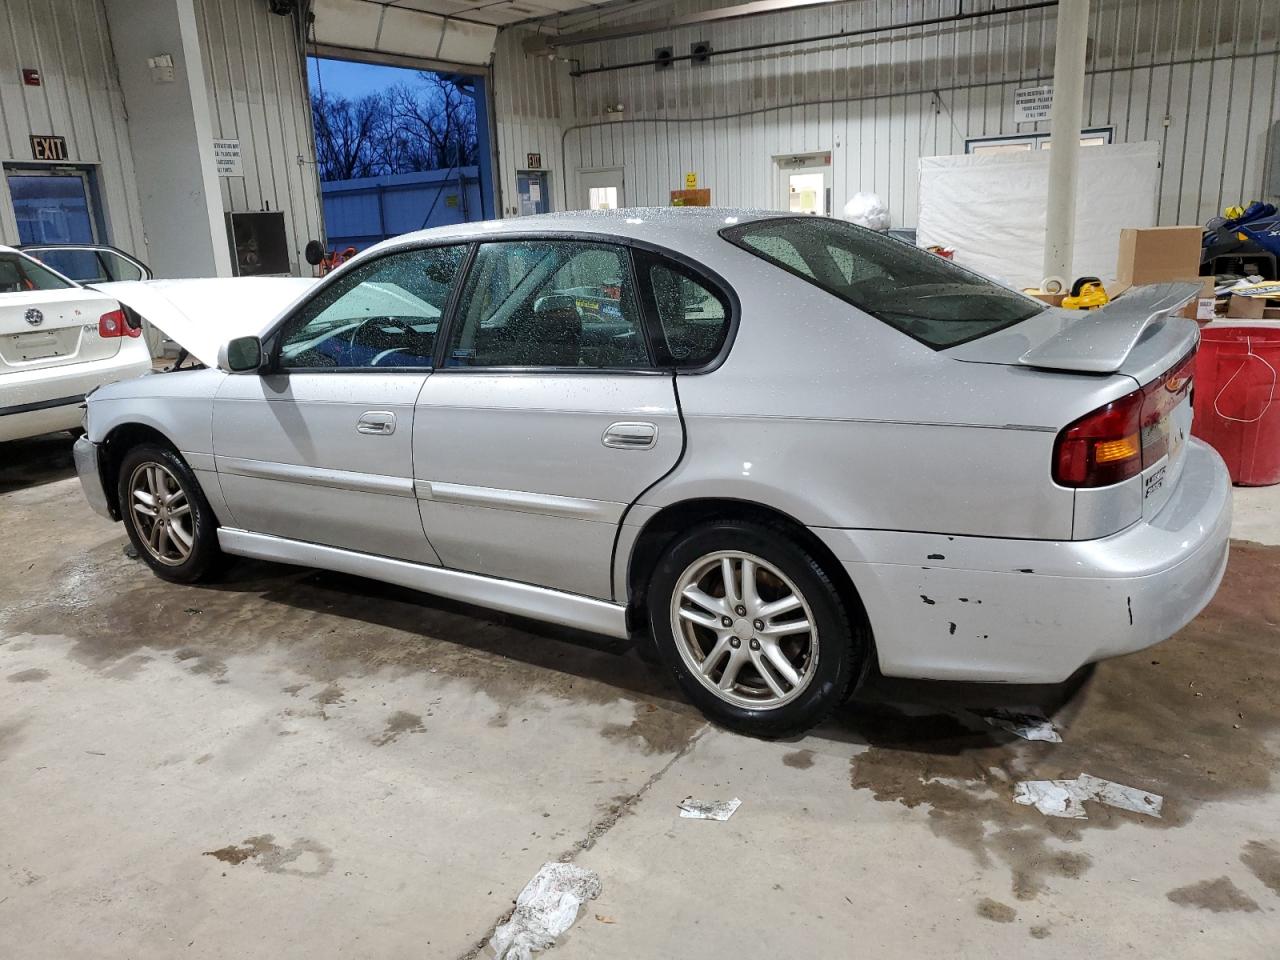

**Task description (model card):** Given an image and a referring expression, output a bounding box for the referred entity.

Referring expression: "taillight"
[1053,349,1196,488]
[98,308,140,339]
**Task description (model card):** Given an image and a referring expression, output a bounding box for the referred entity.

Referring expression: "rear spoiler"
[1018,281,1202,374]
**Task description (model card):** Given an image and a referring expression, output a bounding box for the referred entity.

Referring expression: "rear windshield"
[0,251,75,294]
[721,217,1043,348]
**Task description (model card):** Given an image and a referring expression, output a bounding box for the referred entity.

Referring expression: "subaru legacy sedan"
[74,209,1230,736]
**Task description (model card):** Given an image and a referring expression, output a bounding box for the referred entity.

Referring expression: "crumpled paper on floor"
[678,797,742,821]
[981,708,1062,743]
[1013,773,1163,820]
[490,862,602,960]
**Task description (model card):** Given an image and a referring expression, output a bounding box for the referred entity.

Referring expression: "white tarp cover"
[916,141,1160,290]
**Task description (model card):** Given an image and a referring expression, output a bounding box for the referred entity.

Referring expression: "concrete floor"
[2,434,1278,959]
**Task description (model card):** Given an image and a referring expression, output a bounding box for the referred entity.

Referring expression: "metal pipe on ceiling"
[565,0,1059,78]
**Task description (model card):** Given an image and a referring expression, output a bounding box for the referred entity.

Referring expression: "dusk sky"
[307,56,423,100]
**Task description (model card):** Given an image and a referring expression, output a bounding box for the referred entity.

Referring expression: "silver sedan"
[75,209,1231,736]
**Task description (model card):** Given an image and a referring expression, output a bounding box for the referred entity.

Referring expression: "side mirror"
[218,335,263,373]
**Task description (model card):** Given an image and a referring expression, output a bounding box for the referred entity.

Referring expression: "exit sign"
[527,152,542,169]
[30,135,68,161]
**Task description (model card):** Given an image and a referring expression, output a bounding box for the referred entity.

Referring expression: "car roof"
[371,207,787,253]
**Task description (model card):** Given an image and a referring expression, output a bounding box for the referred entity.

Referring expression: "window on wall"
[965,127,1114,155]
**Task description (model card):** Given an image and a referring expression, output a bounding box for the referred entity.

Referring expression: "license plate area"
[9,331,67,361]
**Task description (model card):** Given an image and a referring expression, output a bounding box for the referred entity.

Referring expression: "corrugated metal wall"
[0,0,146,252]
[494,0,1280,227]
[196,0,324,274]
[492,27,571,217]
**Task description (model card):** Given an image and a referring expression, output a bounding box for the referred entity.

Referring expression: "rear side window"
[722,218,1043,349]
[645,259,731,367]
[446,240,649,369]
[0,251,74,293]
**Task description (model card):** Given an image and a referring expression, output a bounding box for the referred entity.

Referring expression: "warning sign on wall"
[1013,85,1054,124]
[213,139,243,177]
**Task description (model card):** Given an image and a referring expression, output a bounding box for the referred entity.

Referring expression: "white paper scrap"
[678,797,742,821]
[982,709,1063,743]
[490,862,602,960]
[1013,774,1163,820]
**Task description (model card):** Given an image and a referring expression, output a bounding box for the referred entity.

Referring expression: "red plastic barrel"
[1192,325,1280,485]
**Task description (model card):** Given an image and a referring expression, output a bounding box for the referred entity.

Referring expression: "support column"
[103,0,232,278]
[1041,0,1090,288]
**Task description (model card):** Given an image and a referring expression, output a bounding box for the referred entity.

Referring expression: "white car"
[0,246,152,443]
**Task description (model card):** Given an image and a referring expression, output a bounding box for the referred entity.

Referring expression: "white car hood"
[92,277,318,368]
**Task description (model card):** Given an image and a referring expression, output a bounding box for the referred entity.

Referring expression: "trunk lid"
[945,282,1201,377]
[946,282,1202,534]
[0,288,121,374]
[92,277,319,369]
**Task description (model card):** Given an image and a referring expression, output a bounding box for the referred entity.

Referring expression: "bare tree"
[388,73,479,171]
[310,71,478,182]
[311,90,393,182]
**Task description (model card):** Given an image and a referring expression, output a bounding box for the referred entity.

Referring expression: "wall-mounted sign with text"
[29,135,68,161]
[1013,84,1054,124]
[214,139,243,177]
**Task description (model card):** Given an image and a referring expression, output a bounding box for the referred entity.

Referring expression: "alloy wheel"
[670,550,818,710]
[128,461,194,566]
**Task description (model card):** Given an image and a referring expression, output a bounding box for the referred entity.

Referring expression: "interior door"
[577,168,625,211]
[516,171,549,215]
[414,238,681,600]
[773,153,832,215]
[212,244,468,564]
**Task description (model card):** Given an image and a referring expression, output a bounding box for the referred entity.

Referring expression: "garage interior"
[3,0,1280,957]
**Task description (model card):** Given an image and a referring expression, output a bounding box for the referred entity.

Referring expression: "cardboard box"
[1178,276,1217,322]
[1115,226,1203,287]
[1029,292,1067,307]
[1227,294,1268,320]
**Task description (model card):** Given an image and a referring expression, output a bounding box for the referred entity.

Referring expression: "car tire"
[646,519,867,738]
[116,442,222,584]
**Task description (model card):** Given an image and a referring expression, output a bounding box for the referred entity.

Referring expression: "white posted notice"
[213,139,243,177]
[1013,84,1054,123]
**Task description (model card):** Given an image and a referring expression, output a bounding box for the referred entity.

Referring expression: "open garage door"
[311,0,498,67]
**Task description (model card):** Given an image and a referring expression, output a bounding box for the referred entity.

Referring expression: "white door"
[774,154,833,216]
[577,168,625,211]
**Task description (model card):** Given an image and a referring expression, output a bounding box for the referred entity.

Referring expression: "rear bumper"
[816,437,1233,683]
[0,344,151,442]
[74,436,116,520]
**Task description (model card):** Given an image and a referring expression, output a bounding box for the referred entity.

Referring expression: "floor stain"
[782,748,815,770]
[1166,876,1260,913]
[311,684,345,707]
[203,834,334,877]
[1029,925,1051,939]
[1240,840,1280,896]
[600,702,703,755]
[7,668,49,683]
[372,710,424,747]
[976,898,1016,923]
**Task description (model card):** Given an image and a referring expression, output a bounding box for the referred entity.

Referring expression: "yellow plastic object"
[1225,205,1245,219]
[1061,278,1110,310]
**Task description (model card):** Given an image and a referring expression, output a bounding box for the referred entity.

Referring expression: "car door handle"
[602,421,657,450]
[356,411,396,436]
